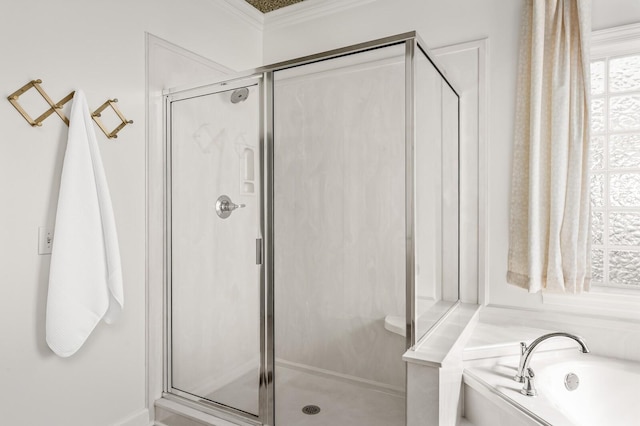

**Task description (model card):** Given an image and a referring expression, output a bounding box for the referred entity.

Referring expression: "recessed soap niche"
[236,142,256,195]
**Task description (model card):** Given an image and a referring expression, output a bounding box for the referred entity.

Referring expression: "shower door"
[166,78,266,422]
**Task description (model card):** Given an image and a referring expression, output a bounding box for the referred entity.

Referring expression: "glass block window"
[590,53,640,289]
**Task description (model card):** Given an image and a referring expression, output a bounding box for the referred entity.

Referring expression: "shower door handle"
[256,238,263,265]
[223,200,246,211]
[216,195,245,219]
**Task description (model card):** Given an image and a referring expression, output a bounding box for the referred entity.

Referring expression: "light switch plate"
[38,226,53,255]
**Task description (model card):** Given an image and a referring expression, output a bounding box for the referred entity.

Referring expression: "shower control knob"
[216,195,245,219]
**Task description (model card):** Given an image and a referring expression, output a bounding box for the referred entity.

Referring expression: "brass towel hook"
[92,98,134,139]
[8,80,74,127]
[7,79,133,139]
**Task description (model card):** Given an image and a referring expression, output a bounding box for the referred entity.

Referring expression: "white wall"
[0,1,261,425]
[263,0,640,314]
[592,0,640,30]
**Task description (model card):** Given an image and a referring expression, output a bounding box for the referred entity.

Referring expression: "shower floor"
[275,365,405,426]
[204,365,405,425]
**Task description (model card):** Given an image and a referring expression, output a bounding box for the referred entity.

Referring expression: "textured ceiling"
[245,0,304,13]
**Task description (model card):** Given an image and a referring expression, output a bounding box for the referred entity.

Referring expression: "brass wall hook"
[7,80,73,127]
[91,98,134,139]
[7,79,133,139]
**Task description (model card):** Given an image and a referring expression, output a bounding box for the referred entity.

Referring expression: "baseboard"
[112,408,151,426]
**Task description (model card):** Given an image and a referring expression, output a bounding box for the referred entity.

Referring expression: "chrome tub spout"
[514,332,590,384]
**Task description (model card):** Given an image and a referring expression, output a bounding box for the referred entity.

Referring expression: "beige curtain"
[507,0,591,293]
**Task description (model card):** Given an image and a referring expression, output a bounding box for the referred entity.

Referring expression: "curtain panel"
[507,0,592,293]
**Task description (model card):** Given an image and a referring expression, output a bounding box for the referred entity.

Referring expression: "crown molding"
[216,0,376,32]
[264,0,377,30]
[217,0,265,31]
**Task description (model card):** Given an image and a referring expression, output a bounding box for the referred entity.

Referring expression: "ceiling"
[245,0,304,13]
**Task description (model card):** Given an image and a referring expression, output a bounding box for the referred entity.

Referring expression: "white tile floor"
[204,365,405,425]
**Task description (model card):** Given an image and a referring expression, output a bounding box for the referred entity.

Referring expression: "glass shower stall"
[162,32,460,426]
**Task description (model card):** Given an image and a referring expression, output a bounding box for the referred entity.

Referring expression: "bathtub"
[463,350,640,426]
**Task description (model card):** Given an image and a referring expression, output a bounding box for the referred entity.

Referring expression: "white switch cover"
[38,226,53,255]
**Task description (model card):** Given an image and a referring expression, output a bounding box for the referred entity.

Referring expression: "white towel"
[46,89,123,357]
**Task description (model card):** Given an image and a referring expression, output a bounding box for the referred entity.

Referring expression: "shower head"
[230,87,249,104]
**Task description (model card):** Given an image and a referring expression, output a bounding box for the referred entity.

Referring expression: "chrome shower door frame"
[160,31,460,426]
[163,74,274,426]
[259,33,460,350]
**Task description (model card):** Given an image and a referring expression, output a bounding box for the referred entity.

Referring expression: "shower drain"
[302,405,321,415]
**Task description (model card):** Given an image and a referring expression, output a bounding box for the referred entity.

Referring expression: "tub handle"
[520,367,537,397]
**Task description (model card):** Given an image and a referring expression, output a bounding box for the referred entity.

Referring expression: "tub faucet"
[514,332,590,386]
